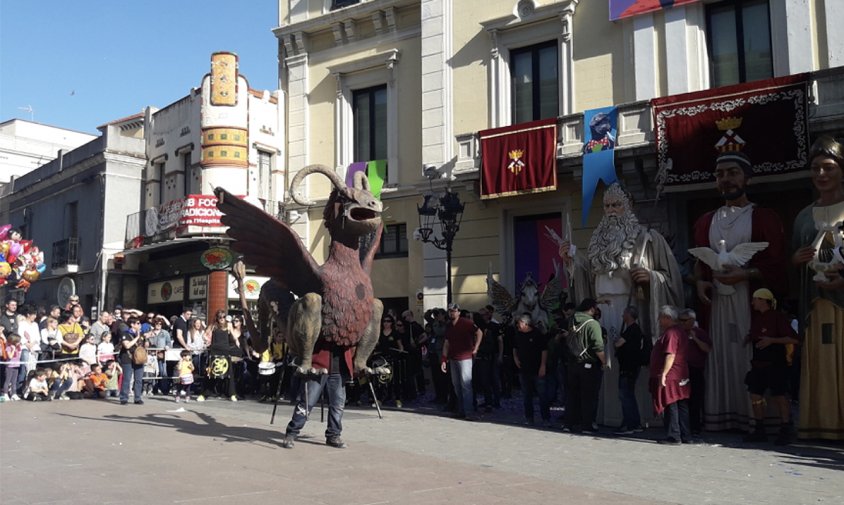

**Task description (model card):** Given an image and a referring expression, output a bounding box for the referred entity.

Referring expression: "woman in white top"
[16,305,41,387]
[40,316,60,358]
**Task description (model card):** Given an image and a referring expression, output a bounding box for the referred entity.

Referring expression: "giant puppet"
[214,164,384,376]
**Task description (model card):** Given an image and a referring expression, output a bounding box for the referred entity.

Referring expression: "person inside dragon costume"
[214,163,384,450]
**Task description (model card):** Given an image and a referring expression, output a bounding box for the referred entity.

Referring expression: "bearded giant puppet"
[560,183,684,425]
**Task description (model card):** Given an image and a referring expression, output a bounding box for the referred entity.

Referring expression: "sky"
[0,0,279,134]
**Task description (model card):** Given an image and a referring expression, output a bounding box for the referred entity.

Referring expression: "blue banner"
[581,106,618,226]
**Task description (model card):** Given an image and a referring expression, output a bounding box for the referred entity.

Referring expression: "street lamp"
[416,188,465,304]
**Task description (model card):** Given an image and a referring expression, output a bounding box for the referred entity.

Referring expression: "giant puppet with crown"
[688,117,789,433]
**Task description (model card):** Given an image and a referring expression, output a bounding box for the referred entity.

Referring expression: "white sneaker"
[185,397,190,403]
[175,396,181,403]
[0,394,9,402]
[196,395,205,402]
[230,395,238,402]
[10,394,20,401]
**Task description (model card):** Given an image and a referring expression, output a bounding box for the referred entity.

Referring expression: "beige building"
[275,0,844,317]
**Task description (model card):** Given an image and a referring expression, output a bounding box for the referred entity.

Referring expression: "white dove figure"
[688,239,769,295]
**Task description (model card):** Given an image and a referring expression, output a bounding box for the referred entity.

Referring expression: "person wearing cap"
[791,135,844,441]
[743,288,799,444]
[441,303,482,420]
[692,150,787,432]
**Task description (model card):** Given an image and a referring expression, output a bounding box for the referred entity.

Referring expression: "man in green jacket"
[563,298,607,433]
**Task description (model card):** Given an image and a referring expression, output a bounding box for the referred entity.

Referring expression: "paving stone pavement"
[1,395,842,505]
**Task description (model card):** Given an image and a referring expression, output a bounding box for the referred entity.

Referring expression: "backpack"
[132,345,148,366]
[564,318,595,363]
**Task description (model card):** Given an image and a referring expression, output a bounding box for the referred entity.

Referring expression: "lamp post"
[416,188,465,304]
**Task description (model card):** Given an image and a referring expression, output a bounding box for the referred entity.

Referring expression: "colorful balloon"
[0,224,10,241]
[0,262,11,278]
[36,263,46,274]
[21,269,40,282]
[9,242,21,257]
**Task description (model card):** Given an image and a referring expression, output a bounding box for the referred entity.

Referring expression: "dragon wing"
[486,267,516,316]
[688,247,720,271]
[539,260,565,312]
[214,187,323,297]
[727,241,769,267]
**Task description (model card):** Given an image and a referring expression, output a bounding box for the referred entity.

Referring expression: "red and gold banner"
[652,74,809,191]
[479,118,557,200]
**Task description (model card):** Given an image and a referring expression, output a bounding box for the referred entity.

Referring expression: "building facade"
[0,116,146,311]
[120,52,284,320]
[274,0,844,317]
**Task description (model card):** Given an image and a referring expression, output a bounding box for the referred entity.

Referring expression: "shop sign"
[201,247,234,270]
[228,273,268,301]
[189,275,208,300]
[148,278,185,304]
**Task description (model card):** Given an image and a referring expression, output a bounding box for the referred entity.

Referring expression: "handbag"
[132,345,148,366]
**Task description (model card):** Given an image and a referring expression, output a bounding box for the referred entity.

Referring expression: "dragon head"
[290,164,382,238]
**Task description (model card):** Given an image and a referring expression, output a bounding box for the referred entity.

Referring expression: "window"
[331,0,359,9]
[706,0,772,87]
[257,150,273,201]
[65,201,78,238]
[183,153,191,196]
[375,223,408,258]
[510,41,559,124]
[353,85,387,163]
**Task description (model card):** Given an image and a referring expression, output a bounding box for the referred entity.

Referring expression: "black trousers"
[688,366,705,433]
[565,362,603,430]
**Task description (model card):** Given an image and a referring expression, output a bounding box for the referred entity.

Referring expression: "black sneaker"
[281,435,295,449]
[743,429,767,443]
[134,400,144,405]
[657,437,681,445]
[326,437,347,449]
[774,425,795,446]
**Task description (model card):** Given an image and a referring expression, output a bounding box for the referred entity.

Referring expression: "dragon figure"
[214,164,384,375]
[486,268,564,334]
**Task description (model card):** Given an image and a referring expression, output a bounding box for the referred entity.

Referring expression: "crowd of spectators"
[0,293,799,447]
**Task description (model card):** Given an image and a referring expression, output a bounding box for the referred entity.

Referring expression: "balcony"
[52,237,79,275]
[124,194,230,250]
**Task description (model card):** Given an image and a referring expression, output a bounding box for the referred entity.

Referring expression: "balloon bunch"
[0,224,45,291]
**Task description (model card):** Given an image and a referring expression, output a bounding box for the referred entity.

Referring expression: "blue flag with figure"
[581,106,618,226]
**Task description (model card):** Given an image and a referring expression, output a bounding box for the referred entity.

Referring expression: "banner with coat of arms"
[652,74,809,192]
[479,118,557,200]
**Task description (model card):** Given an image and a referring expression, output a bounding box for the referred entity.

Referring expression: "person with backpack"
[613,306,646,435]
[118,317,146,405]
[563,298,606,433]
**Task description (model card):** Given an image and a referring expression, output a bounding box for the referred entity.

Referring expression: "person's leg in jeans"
[618,369,641,429]
[119,362,132,402]
[16,349,29,392]
[677,399,692,441]
[521,372,535,422]
[324,372,346,440]
[565,365,582,429]
[458,358,473,416]
[285,374,327,438]
[688,366,704,433]
[449,359,464,415]
[4,367,19,397]
[537,376,550,422]
[131,364,144,402]
[664,401,680,441]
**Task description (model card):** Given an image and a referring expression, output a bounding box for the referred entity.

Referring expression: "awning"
[121,237,230,256]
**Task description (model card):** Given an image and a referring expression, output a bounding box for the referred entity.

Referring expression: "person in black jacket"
[614,306,645,434]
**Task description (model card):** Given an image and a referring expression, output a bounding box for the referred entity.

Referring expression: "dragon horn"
[290,164,346,206]
[353,170,371,191]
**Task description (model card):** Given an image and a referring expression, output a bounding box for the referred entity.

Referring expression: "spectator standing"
[89,311,112,345]
[563,298,606,433]
[512,314,550,425]
[118,317,146,405]
[743,289,800,445]
[78,335,98,366]
[614,306,645,435]
[40,317,60,360]
[147,318,172,396]
[440,303,482,420]
[16,304,41,392]
[679,309,711,435]
[650,306,692,445]
[2,334,22,400]
[175,350,195,402]
[39,305,61,330]
[172,308,192,349]
[198,310,239,402]
[0,297,19,337]
[475,306,503,409]
[424,308,449,403]
[97,333,115,365]
[402,310,427,396]
[57,312,84,361]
